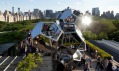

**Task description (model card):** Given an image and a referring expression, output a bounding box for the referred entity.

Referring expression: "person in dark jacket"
[57,63,65,71]
[107,60,113,71]
[95,56,101,69]
[84,63,89,71]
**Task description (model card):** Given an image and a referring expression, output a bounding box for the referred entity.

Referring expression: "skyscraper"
[92,7,100,16]
[12,7,14,15]
[45,10,53,18]
[18,8,20,15]
[110,11,114,19]
[115,13,119,19]
[33,9,40,19]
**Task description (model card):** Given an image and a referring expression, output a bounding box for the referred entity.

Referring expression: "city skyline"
[0,0,119,15]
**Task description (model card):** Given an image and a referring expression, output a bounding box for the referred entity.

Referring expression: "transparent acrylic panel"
[31,22,43,39]
[64,14,77,23]
[73,49,82,61]
[63,23,75,32]
[60,9,72,20]
[41,22,62,41]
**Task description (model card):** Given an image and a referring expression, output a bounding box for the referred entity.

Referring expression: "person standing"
[95,56,101,69]
[89,58,92,68]
[107,60,113,71]
[59,19,65,29]
[104,59,109,70]
[84,63,89,71]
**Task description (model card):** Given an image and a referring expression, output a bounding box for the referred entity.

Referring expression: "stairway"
[6,56,23,71]
[0,56,23,71]
[0,56,14,71]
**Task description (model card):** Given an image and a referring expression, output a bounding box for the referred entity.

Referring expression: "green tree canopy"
[83,31,97,40]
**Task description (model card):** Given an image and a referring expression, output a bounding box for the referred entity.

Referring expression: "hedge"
[17,53,43,71]
[85,40,112,59]
[0,31,26,44]
[63,43,80,46]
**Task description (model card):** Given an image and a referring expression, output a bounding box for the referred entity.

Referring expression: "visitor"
[35,48,39,55]
[81,57,86,65]
[104,59,109,70]
[83,53,86,59]
[100,60,104,70]
[45,25,50,36]
[57,63,65,71]
[84,63,89,71]
[59,19,65,29]
[89,57,92,68]
[95,50,98,58]
[107,60,113,71]
[90,49,94,58]
[95,56,101,69]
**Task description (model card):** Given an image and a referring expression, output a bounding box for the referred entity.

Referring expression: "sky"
[0,0,119,15]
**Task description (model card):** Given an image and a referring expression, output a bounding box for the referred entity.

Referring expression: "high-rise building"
[115,13,119,19]
[110,11,114,19]
[39,10,44,19]
[33,9,39,14]
[12,7,14,15]
[33,9,40,19]
[92,7,100,16]
[101,12,106,18]
[18,8,20,15]
[101,11,114,19]
[45,10,53,18]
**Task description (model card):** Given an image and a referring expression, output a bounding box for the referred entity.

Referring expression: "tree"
[83,31,97,40]
[112,20,119,30]
[90,18,116,34]
[109,30,119,41]
[98,32,108,40]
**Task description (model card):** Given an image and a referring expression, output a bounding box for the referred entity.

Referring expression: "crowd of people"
[95,56,119,71]
[83,45,119,71]
[18,32,52,57]
[19,32,36,56]
[73,52,119,71]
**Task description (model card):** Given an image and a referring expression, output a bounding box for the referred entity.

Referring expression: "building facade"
[92,7,100,16]
[115,13,119,19]
[0,11,5,21]
[0,8,44,22]
[101,11,114,19]
[45,10,53,19]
